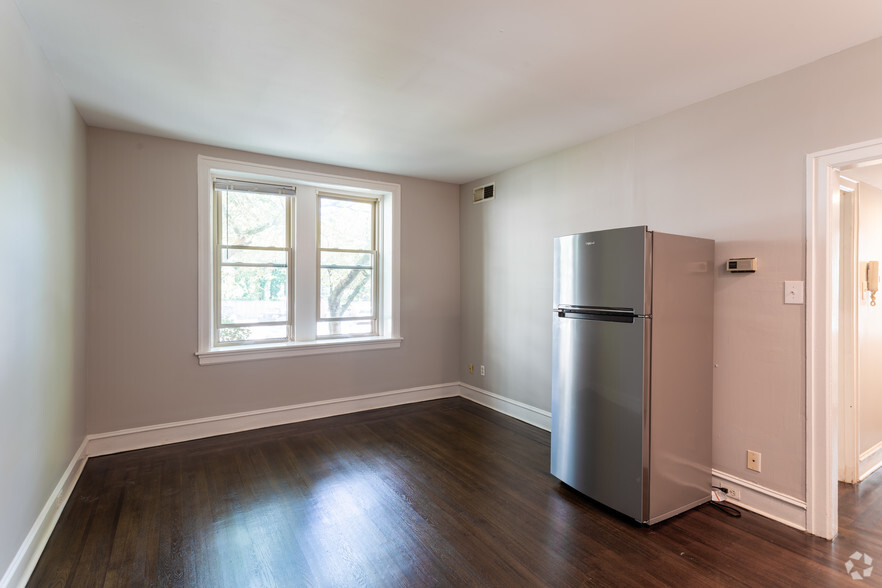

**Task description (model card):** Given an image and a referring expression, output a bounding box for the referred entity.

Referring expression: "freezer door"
[553,226,651,315]
[551,312,650,522]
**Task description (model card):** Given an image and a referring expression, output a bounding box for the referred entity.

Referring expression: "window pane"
[317,320,374,337]
[220,191,287,247]
[221,247,287,265]
[320,197,373,250]
[218,325,287,343]
[320,267,373,319]
[221,266,288,324]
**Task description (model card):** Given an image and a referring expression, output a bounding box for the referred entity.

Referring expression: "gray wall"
[0,0,87,576]
[86,129,461,433]
[460,36,882,501]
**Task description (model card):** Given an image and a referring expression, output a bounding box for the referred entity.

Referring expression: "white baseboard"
[86,383,460,457]
[859,440,882,481]
[1,439,88,588]
[458,383,551,431]
[712,469,807,531]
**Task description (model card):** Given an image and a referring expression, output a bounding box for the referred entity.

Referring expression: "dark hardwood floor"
[28,398,882,587]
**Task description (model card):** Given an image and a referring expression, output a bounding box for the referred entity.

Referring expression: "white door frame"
[837,180,859,485]
[806,137,882,539]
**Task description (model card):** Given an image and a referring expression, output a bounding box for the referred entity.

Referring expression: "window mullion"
[294,188,317,342]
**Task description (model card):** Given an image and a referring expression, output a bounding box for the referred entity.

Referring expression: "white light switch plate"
[784,280,804,304]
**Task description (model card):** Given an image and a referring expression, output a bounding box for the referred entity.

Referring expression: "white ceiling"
[14,0,882,184]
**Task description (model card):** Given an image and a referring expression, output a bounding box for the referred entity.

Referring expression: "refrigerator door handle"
[556,304,633,313]
[555,306,638,322]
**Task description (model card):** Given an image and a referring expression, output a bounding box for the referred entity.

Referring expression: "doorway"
[806,138,882,540]
[838,164,882,486]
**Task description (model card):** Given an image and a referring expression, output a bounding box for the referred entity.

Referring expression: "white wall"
[86,129,460,433]
[858,183,882,463]
[460,36,882,501]
[0,0,87,578]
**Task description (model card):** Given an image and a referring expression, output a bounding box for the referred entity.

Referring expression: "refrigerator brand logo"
[585,241,596,246]
[844,551,873,580]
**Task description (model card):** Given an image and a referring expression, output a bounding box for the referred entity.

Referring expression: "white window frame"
[196,155,401,365]
[214,179,294,346]
[316,192,379,338]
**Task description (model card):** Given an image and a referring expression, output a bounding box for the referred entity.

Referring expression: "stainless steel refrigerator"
[551,225,714,524]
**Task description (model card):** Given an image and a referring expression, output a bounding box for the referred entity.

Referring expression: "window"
[216,180,293,345]
[317,194,378,337]
[197,156,401,365]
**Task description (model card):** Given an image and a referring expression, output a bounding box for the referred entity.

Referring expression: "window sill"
[196,336,403,365]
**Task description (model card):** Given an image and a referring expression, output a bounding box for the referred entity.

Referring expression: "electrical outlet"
[747,450,762,472]
[480,365,485,376]
[468,364,474,374]
[727,487,741,501]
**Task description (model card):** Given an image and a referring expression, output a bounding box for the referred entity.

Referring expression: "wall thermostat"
[727,258,757,273]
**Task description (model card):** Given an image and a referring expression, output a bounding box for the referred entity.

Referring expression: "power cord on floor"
[709,485,742,518]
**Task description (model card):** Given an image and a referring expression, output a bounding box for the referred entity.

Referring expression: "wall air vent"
[473,183,495,203]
